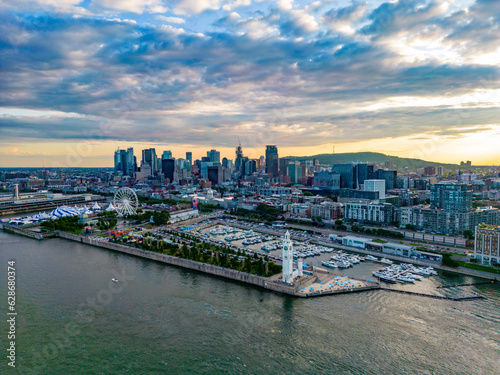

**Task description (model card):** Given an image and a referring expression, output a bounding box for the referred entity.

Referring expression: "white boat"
[366,255,378,261]
[397,275,415,283]
[406,273,422,280]
[111,278,119,283]
[380,258,393,265]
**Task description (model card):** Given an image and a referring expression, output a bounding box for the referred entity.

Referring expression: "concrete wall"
[3,224,55,240]
[56,231,271,289]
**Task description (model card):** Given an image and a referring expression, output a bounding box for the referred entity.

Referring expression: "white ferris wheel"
[114,187,138,217]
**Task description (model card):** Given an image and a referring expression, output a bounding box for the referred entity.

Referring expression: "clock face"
[284,246,288,251]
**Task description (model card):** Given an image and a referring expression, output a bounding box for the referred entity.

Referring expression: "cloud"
[0,0,498,158]
[156,15,185,24]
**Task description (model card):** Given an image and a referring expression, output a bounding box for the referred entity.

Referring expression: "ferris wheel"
[114,187,138,216]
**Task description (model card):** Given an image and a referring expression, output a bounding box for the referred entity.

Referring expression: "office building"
[288,162,302,183]
[142,148,157,175]
[207,165,223,185]
[265,145,279,177]
[114,149,127,176]
[474,225,500,265]
[375,169,397,191]
[313,171,340,191]
[161,159,175,183]
[364,180,386,200]
[185,152,192,165]
[430,183,472,212]
[279,158,291,177]
[207,149,220,164]
[331,163,356,189]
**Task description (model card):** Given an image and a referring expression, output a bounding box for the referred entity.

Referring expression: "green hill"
[286,152,458,169]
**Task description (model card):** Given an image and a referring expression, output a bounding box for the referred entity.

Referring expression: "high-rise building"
[114,149,127,176]
[235,142,244,175]
[430,183,472,212]
[185,152,192,166]
[332,163,356,189]
[364,179,386,200]
[356,163,374,187]
[142,148,157,175]
[265,145,279,177]
[161,159,175,183]
[474,225,500,265]
[162,150,173,160]
[279,158,291,177]
[222,157,233,169]
[126,148,136,176]
[375,169,397,191]
[313,171,340,191]
[207,149,220,164]
[288,162,302,183]
[207,165,223,185]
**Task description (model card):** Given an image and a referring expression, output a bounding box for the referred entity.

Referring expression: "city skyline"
[1,0,499,167]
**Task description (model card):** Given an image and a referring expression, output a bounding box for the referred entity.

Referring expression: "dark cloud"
[0,0,499,149]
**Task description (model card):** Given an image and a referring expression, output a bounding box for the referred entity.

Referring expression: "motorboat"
[397,275,415,283]
[380,258,393,265]
[111,278,119,283]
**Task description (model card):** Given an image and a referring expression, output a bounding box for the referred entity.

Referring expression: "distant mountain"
[286,152,458,169]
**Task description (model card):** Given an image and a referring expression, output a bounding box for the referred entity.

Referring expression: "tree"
[303,191,314,197]
[152,211,170,226]
[335,219,343,226]
[463,230,474,240]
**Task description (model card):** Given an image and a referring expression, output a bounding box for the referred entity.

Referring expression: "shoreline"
[2,224,494,299]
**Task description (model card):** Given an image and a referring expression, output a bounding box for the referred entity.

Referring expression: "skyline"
[1,0,499,167]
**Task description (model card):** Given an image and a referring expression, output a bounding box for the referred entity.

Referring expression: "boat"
[380,258,393,265]
[378,274,397,283]
[366,255,378,261]
[111,278,119,283]
[397,275,415,283]
[406,273,422,280]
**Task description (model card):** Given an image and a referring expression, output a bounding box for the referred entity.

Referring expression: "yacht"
[378,274,397,283]
[366,255,378,261]
[380,258,393,265]
[397,275,415,283]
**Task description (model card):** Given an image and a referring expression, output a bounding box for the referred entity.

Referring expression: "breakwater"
[380,287,486,301]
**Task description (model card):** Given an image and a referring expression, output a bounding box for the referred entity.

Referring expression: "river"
[0,230,499,374]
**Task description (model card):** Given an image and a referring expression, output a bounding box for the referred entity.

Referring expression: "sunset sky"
[0,0,499,167]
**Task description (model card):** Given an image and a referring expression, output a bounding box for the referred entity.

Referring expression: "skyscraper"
[265,145,279,177]
[186,152,192,165]
[161,159,175,183]
[142,148,157,175]
[114,149,127,175]
[162,150,173,160]
[126,148,136,176]
[207,149,220,164]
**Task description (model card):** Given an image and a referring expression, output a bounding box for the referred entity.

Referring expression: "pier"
[437,280,497,289]
[380,287,486,301]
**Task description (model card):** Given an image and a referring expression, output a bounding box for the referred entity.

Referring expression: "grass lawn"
[457,261,500,275]
[371,238,388,243]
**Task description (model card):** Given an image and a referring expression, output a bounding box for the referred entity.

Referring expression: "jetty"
[380,287,486,301]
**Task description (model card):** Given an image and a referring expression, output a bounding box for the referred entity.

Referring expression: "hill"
[286,152,458,169]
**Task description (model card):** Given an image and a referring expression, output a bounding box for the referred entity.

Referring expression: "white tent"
[92,202,101,210]
[105,203,116,211]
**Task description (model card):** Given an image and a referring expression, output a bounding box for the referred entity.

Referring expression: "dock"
[380,288,486,301]
[437,280,497,288]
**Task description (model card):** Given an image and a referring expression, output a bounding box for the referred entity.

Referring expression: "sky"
[0,0,499,167]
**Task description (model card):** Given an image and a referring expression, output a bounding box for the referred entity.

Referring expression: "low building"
[343,202,394,224]
[474,225,500,265]
[342,235,370,249]
[382,243,415,258]
[310,202,342,220]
